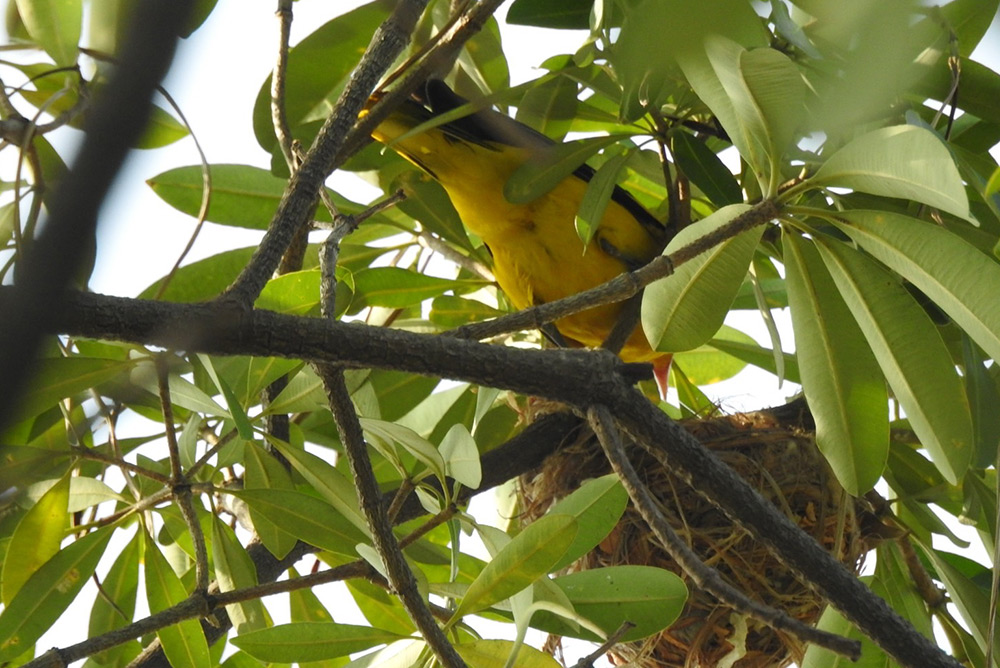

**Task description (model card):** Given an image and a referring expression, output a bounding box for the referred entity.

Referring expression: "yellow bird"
[369,80,674,390]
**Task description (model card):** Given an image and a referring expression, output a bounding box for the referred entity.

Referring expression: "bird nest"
[519,406,878,668]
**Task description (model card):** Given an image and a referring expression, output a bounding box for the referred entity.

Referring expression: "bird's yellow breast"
[372,107,663,363]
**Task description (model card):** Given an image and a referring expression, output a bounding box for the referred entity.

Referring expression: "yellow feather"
[370,84,671,366]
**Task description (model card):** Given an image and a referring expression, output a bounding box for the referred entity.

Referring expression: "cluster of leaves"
[3,0,1000,666]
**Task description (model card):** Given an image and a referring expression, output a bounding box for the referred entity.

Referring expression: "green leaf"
[612,0,767,121]
[429,295,502,328]
[575,148,632,247]
[642,204,762,352]
[813,126,970,220]
[135,105,190,149]
[352,267,487,310]
[228,488,368,557]
[15,0,81,66]
[672,132,742,206]
[504,135,630,205]
[13,356,131,420]
[507,0,592,29]
[834,210,1000,364]
[232,622,401,663]
[88,531,141,666]
[0,526,114,661]
[547,474,628,572]
[265,437,368,534]
[453,514,577,619]
[256,270,322,316]
[783,232,888,494]
[962,337,1000,468]
[681,38,804,193]
[671,325,754,385]
[454,639,562,668]
[197,355,254,440]
[815,238,973,483]
[211,517,266,634]
[144,535,211,668]
[439,424,481,489]
[535,566,688,642]
[515,75,580,140]
[346,578,414,635]
[922,546,999,665]
[1,473,69,604]
[360,417,446,483]
[147,164,362,229]
[138,247,256,302]
[129,360,226,417]
[244,440,298,560]
[705,335,800,383]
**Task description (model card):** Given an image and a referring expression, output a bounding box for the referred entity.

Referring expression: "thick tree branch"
[30,288,959,667]
[588,404,860,659]
[608,387,962,668]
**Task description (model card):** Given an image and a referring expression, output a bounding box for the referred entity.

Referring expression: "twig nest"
[519,407,877,668]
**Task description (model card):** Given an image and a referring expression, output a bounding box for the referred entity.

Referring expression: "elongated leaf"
[642,204,761,352]
[705,335,800,383]
[197,355,253,440]
[453,514,577,619]
[88,531,141,665]
[548,474,628,572]
[575,148,632,246]
[244,442,302,560]
[352,267,486,310]
[14,356,131,420]
[228,488,368,557]
[361,418,446,482]
[144,536,211,668]
[232,622,401,663]
[264,437,368,534]
[439,423,481,489]
[815,238,973,483]
[922,547,999,666]
[212,517,266,634]
[683,37,803,193]
[672,132,742,206]
[0,526,114,661]
[504,135,630,204]
[147,164,363,228]
[671,325,754,385]
[530,566,687,642]
[454,639,562,668]
[16,0,81,66]
[507,0,592,29]
[783,232,888,494]
[835,210,1000,363]
[813,126,969,219]
[1,473,68,604]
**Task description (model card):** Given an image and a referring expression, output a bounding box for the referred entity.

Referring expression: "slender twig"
[586,404,862,660]
[155,354,209,591]
[22,560,375,668]
[570,621,635,668]
[156,355,182,482]
[70,445,171,485]
[449,198,781,343]
[317,367,466,668]
[222,0,430,306]
[271,0,295,167]
[152,85,212,300]
[415,231,494,281]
